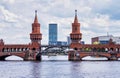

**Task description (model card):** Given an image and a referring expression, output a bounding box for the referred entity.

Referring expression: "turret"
[0,39,4,45]
[30,10,42,44]
[30,10,42,50]
[70,10,82,43]
[0,39,4,52]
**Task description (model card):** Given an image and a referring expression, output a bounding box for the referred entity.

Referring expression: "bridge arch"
[43,46,66,52]
[0,53,25,61]
[0,55,24,60]
[82,56,108,60]
[79,53,111,60]
[5,55,23,60]
[81,55,109,60]
[32,48,36,50]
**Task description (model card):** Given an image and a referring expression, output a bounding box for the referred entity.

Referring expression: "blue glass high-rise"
[49,24,57,45]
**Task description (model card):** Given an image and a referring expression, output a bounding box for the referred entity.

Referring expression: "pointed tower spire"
[30,10,42,49]
[74,10,78,23]
[34,10,38,23]
[70,10,82,45]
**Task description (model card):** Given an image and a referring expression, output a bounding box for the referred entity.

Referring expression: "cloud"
[0,0,120,44]
[8,0,15,4]
[3,0,15,4]
[0,5,18,23]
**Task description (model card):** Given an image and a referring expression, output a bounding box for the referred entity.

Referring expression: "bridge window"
[84,47,90,52]
[23,48,25,51]
[9,48,12,52]
[32,48,36,50]
[105,48,108,52]
[93,48,97,52]
[18,48,20,52]
[89,48,92,52]
[5,48,7,52]
[4,48,6,52]
[14,48,16,52]
[74,47,78,50]
[12,48,14,52]
[10,48,12,52]
[2,48,4,52]
[101,48,105,52]
[19,48,22,52]
[27,48,29,50]
[110,48,114,51]
[7,48,9,52]
[21,48,23,51]
[6,48,8,52]
[97,48,102,52]
[116,48,119,52]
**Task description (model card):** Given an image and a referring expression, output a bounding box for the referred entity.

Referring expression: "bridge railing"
[71,49,120,53]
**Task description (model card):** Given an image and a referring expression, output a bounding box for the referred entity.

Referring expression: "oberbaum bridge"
[0,10,120,61]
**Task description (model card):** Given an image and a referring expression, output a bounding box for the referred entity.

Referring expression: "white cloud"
[8,0,15,4]
[0,5,18,22]
[3,0,15,4]
[0,0,120,44]
[92,14,110,27]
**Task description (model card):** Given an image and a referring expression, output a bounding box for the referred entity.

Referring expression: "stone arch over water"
[0,55,24,61]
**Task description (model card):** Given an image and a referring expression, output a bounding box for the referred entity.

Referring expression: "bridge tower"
[27,10,42,61]
[30,10,42,46]
[0,39,4,52]
[70,10,82,49]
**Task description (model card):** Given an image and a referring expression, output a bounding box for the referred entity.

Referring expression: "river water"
[0,56,120,78]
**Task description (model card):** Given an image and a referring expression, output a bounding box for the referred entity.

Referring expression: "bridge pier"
[68,50,81,61]
[108,53,118,61]
[36,52,42,61]
[24,50,41,61]
[0,56,6,61]
[108,57,118,61]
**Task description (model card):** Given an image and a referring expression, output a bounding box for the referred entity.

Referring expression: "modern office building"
[81,41,85,44]
[57,41,67,46]
[92,35,120,44]
[67,36,71,45]
[49,23,58,45]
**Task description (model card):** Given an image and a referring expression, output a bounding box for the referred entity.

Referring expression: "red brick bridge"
[0,10,120,61]
[0,11,42,61]
[68,10,120,61]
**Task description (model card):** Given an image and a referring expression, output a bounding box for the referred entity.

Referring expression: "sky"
[0,0,120,44]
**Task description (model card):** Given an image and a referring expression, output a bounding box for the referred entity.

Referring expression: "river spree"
[0,56,120,78]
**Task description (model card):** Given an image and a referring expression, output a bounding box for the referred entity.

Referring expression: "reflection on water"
[1,56,120,78]
[42,55,68,61]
